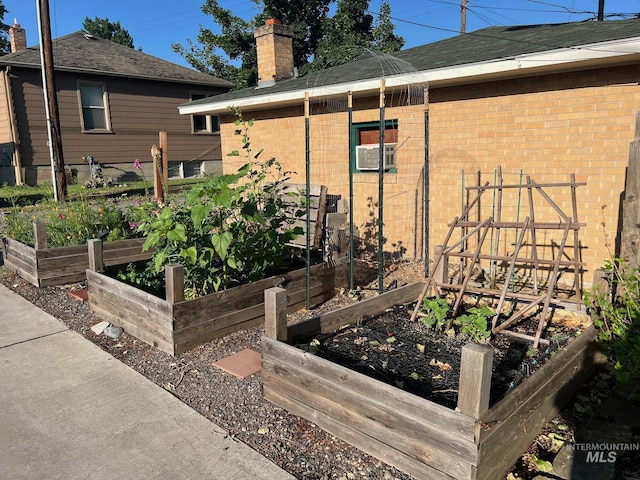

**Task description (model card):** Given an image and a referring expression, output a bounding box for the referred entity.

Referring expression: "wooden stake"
[457,342,493,418]
[165,264,184,304]
[87,238,104,273]
[33,222,47,250]
[265,287,288,341]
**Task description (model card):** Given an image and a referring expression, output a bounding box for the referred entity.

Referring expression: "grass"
[0,178,207,208]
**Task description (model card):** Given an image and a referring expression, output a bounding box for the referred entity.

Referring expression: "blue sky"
[6,0,640,69]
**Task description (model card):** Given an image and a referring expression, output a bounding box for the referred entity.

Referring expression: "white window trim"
[77,81,112,133]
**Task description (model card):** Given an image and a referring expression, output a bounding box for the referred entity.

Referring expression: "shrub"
[584,256,640,397]
[3,198,133,247]
[128,112,304,298]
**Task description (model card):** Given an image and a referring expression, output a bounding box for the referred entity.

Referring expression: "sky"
[5,0,640,69]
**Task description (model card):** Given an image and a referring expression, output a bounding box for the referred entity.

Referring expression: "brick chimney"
[9,21,27,53]
[254,19,294,87]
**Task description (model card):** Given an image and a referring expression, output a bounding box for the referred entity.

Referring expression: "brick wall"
[220,63,640,278]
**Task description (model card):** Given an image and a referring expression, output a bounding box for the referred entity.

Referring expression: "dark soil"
[0,253,605,480]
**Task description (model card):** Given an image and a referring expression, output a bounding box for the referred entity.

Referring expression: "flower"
[134,159,142,170]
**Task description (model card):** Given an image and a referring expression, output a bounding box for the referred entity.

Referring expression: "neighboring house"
[180,18,640,278]
[0,23,233,186]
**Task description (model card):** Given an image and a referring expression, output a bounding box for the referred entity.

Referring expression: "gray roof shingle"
[0,31,234,88]
[188,18,640,108]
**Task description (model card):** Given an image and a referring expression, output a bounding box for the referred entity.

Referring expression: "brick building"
[180,18,640,281]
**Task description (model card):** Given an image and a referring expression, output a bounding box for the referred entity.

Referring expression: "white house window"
[78,83,110,131]
[191,93,219,134]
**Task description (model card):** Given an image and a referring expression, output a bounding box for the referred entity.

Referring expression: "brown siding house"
[180,18,640,279]
[0,25,233,186]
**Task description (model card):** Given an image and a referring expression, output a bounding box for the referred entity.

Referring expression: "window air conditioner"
[355,143,397,170]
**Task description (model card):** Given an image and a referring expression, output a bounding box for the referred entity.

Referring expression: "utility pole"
[460,0,468,33]
[598,0,605,21]
[36,0,67,201]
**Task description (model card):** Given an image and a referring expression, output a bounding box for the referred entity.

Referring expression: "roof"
[0,31,234,88]
[180,17,640,114]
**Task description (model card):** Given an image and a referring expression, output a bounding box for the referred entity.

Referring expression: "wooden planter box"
[2,222,150,287]
[87,259,348,355]
[261,283,606,480]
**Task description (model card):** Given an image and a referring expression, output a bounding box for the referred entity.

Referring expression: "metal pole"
[377,79,385,294]
[423,86,430,276]
[304,92,311,309]
[348,91,354,290]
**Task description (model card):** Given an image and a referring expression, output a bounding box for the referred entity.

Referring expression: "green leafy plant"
[454,304,493,343]
[420,297,450,332]
[3,197,133,247]
[128,111,304,299]
[583,256,640,397]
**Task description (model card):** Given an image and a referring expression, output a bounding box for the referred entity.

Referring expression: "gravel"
[0,257,425,480]
[0,253,605,480]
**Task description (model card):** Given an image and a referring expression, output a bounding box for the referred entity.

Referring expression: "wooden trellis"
[412,170,586,348]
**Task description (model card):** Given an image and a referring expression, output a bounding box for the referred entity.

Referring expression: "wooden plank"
[90,302,174,355]
[172,262,343,329]
[34,244,87,258]
[263,386,459,480]
[3,256,39,286]
[86,270,172,317]
[287,281,426,342]
[39,272,86,287]
[263,337,475,439]
[3,244,38,269]
[475,326,606,480]
[36,254,88,271]
[265,287,289,341]
[262,338,476,480]
[457,343,493,418]
[3,238,37,259]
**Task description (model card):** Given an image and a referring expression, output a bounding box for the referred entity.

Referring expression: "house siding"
[429,63,640,278]
[11,68,226,184]
[220,63,640,276]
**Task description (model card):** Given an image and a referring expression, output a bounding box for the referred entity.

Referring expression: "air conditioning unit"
[355,143,397,170]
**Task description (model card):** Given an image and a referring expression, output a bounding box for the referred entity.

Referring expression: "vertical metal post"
[423,86,430,276]
[304,92,311,309]
[377,79,385,294]
[348,91,354,290]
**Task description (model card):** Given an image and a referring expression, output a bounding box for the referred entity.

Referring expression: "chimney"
[9,20,27,53]
[254,19,294,87]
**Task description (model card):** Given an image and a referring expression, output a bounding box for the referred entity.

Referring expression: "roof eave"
[179,36,640,116]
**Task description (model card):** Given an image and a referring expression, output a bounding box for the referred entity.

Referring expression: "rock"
[90,321,110,335]
[103,326,124,339]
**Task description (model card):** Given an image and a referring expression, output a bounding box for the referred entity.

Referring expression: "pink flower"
[134,198,141,206]
[134,159,142,170]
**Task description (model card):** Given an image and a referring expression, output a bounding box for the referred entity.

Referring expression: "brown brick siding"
[220,64,640,278]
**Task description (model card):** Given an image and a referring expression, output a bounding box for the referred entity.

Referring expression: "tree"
[372,0,404,54]
[82,17,135,48]
[173,0,404,88]
[172,1,258,89]
[311,0,374,70]
[0,1,10,55]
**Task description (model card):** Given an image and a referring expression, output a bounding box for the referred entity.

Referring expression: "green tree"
[311,0,373,70]
[0,1,11,56]
[372,0,404,54]
[173,0,404,88]
[82,17,135,48]
[172,1,258,89]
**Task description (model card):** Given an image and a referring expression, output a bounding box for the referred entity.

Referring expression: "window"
[351,120,398,173]
[78,83,111,132]
[191,93,220,134]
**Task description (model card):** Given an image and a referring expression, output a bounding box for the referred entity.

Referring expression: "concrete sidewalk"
[0,283,295,480]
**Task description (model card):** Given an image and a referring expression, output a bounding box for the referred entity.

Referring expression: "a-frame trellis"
[412,169,585,348]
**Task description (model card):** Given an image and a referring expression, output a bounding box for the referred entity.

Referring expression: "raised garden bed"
[261,282,607,480]
[87,258,348,355]
[2,222,150,287]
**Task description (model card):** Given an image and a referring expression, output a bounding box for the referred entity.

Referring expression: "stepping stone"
[68,289,88,302]
[213,349,262,379]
